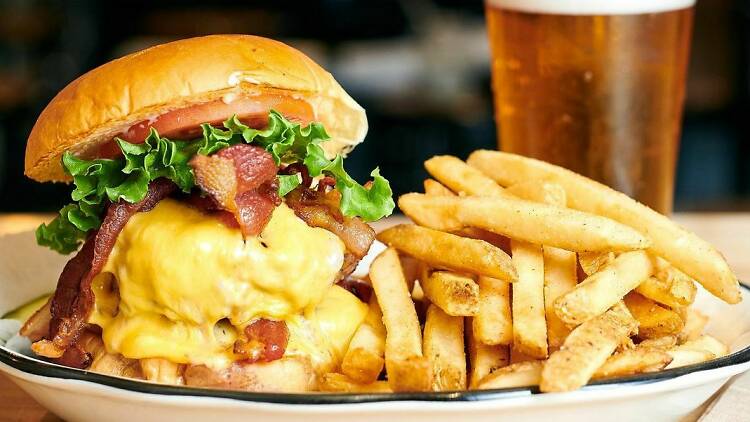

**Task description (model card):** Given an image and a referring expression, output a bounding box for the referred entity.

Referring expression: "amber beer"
[486,0,694,213]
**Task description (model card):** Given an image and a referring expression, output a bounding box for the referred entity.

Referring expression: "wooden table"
[1,213,748,421]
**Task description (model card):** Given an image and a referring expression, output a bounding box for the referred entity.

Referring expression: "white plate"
[0,231,749,422]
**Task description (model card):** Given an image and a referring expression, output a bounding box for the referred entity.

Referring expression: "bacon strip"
[32,179,176,367]
[233,319,289,363]
[285,186,375,280]
[190,145,280,237]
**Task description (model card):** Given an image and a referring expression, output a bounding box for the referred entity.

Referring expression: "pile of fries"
[320,150,739,394]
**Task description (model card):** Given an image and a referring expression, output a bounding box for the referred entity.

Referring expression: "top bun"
[25,35,367,182]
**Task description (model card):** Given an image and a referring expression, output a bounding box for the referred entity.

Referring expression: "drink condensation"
[486,0,695,213]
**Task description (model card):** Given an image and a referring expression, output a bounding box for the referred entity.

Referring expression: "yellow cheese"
[89,199,350,369]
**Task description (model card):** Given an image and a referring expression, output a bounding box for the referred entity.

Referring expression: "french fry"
[341,296,386,383]
[398,193,650,252]
[423,305,467,390]
[369,248,432,391]
[635,258,697,308]
[506,180,566,206]
[377,224,517,282]
[593,347,673,379]
[544,246,578,350]
[475,361,543,390]
[452,227,511,254]
[467,150,740,304]
[679,309,709,342]
[665,349,714,369]
[473,276,512,345]
[424,155,513,198]
[424,178,455,196]
[624,293,684,339]
[679,335,729,358]
[319,373,392,393]
[509,181,577,351]
[510,348,537,364]
[555,251,653,325]
[639,336,678,350]
[540,302,638,392]
[511,240,548,359]
[466,318,510,388]
[577,251,616,276]
[666,335,728,369]
[422,271,480,316]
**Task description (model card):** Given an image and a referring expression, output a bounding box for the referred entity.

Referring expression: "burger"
[19,35,394,392]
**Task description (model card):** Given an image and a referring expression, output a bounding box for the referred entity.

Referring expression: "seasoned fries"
[473,276,513,345]
[423,305,467,390]
[511,240,548,359]
[319,373,392,393]
[467,150,741,304]
[541,302,638,392]
[331,151,739,395]
[341,296,386,383]
[424,155,513,198]
[421,271,479,316]
[593,347,672,379]
[398,193,650,252]
[466,318,510,388]
[424,178,455,197]
[624,293,684,339]
[369,248,433,391]
[377,224,516,282]
[555,251,653,325]
[475,361,543,390]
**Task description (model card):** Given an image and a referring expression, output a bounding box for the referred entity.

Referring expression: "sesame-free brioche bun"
[25,35,367,182]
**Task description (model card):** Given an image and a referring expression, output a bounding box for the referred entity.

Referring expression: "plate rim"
[1,284,749,406]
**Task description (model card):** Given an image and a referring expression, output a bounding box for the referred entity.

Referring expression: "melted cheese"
[89,199,363,370]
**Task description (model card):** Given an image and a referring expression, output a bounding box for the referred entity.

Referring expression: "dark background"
[0,0,747,212]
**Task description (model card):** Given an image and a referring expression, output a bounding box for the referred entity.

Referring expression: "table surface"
[1,212,748,422]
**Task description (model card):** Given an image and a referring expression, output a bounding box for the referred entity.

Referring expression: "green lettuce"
[37,110,394,254]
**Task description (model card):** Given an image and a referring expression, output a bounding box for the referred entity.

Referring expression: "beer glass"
[486,0,694,213]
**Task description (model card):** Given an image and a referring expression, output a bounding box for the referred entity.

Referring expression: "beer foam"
[486,0,694,15]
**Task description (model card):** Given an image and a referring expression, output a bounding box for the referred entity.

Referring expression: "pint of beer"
[486,0,694,213]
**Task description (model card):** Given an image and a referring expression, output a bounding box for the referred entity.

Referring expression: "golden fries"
[466,318,510,388]
[467,150,740,304]
[424,155,513,198]
[398,193,650,252]
[506,180,566,206]
[475,361,543,390]
[421,271,479,316]
[624,293,684,339]
[423,305,467,390]
[319,373,392,393]
[341,296,386,383]
[679,309,709,342]
[359,152,739,395]
[593,347,672,379]
[377,224,516,282]
[555,251,653,325]
[424,178,455,196]
[541,302,638,392]
[511,240,548,359]
[473,276,513,345]
[370,248,433,391]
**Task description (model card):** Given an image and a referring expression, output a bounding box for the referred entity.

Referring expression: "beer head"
[486,0,695,15]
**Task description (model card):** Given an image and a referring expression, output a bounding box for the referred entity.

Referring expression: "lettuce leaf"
[37,110,394,254]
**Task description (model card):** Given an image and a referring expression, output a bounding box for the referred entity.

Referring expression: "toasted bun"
[25,35,367,182]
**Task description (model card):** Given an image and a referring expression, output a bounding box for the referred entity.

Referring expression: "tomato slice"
[96,91,315,158]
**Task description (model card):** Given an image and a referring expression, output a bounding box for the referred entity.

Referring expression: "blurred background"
[0,0,747,212]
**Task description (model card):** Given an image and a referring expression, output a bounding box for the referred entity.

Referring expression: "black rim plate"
[2,284,749,405]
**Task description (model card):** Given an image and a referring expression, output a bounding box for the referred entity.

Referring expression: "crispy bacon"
[31,180,176,367]
[190,145,281,237]
[233,318,289,363]
[285,186,375,264]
